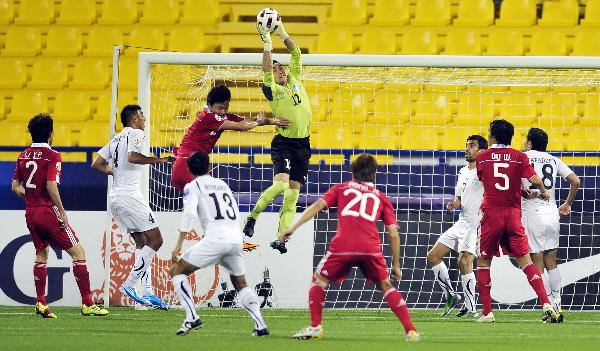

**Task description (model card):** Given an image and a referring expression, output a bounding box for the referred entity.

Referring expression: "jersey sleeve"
[12,159,22,182]
[225,113,244,123]
[381,194,397,226]
[47,152,62,184]
[128,129,145,155]
[180,183,198,232]
[520,153,537,180]
[98,143,111,161]
[321,184,340,208]
[289,47,302,81]
[476,154,484,181]
[556,157,574,179]
[455,170,465,197]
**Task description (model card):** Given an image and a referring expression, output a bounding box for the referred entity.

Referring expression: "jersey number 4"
[209,192,237,220]
[341,188,380,221]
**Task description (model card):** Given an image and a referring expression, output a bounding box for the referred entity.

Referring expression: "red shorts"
[479,207,529,259]
[316,251,389,284]
[171,156,194,192]
[25,206,79,254]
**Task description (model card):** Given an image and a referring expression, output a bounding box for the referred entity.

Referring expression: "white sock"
[172,274,198,322]
[461,272,476,313]
[432,262,454,300]
[124,246,155,288]
[238,287,267,330]
[547,268,561,309]
[140,270,153,296]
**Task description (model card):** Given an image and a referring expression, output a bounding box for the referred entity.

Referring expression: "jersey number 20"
[341,188,380,221]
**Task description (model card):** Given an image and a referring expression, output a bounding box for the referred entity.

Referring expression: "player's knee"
[312,274,328,288]
[67,244,86,261]
[378,279,393,292]
[426,250,440,266]
[458,255,472,272]
[36,247,49,262]
[169,263,182,277]
[231,275,247,291]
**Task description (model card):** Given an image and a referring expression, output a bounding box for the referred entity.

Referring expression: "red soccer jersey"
[476,145,537,210]
[12,143,62,208]
[176,109,244,158]
[321,180,397,254]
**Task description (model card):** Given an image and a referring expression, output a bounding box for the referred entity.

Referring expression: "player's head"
[350,154,377,182]
[121,105,145,130]
[187,151,210,176]
[28,113,54,145]
[207,85,231,116]
[488,119,514,145]
[465,135,488,162]
[272,60,287,85]
[525,128,548,152]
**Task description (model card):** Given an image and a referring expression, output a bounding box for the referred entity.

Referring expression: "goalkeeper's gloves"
[273,21,289,42]
[256,23,273,51]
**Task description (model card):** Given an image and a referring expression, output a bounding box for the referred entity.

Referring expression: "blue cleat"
[121,285,151,306]
[143,294,171,310]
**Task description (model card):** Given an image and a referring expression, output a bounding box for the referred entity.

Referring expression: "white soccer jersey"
[180,175,243,244]
[455,165,484,223]
[98,127,146,195]
[521,150,574,210]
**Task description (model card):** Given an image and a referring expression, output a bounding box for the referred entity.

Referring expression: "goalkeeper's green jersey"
[262,47,312,139]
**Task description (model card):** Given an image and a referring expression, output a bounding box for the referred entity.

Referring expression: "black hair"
[120,104,141,127]
[489,119,514,145]
[527,127,549,152]
[207,85,231,105]
[28,113,53,143]
[351,154,377,182]
[272,59,280,65]
[187,151,210,176]
[467,135,489,150]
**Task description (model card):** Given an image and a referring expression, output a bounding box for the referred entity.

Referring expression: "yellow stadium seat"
[85,28,124,57]
[567,129,599,151]
[0,123,28,146]
[44,27,83,57]
[327,0,367,26]
[0,92,4,118]
[582,0,600,27]
[314,30,354,54]
[95,91,138,123]
[15,0,54,25]
[401,31,438,54]
[357,125,398,149]
[358,31,397,54]
[0,59,27,89]
[411,0,451,27]
[484,31,524,55]
[312,125,355,149]
[443,31,482,55]
[57,0,96,25]
[496,0,537,27]
[527,31,567,56]
[412,93,453,126]
[540,94,579,120]
[400,127,442,149]
[8,92,48,123]
[79,123,110,147]
[370,0,409,26]
[572,31,600,56]
[582,94,599,118]
[541,128,567,151]
[370,91,411,125]
[168,28,206,52]
[71,60,110,90]
[181,0,220,25]
[2,28,41,56]
[456,94,496,124]
[454,0,494,27]
[29,60,68,90]
[498,94,539,126]
[538,0,579,27]
[52,125,73,147]
[54,92,91,123]
[328,93,368,124]
[127,27,166,55]
[118,58,138,90]
[141,0,179,25]
[0,0,14,25]
[98,0,138,25]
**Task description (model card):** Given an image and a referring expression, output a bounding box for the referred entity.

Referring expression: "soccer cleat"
[476,312,495,323]
[143,294,171,310]
[176,318,203,336]
[456,307,480,319]
[406,330,420,342]
[35,302,57,319]
[542,303,559,323]
[270,240,288,254]
[441,293,461,316]
[121,285,151,306]
[552,308,564,323]
[81,304,109,316]
[243,241,258,252]
[293,325,323,340]
[243,217,256,237]
[252,328,270,337]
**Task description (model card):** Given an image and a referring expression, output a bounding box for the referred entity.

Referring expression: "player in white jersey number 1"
[521,128,580,323]
[427,135,488,318]
[92,105,174,309]
[169,151,269,337]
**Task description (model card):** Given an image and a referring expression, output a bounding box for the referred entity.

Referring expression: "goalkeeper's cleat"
[293,325,323,340]
[252,328,270,337]
[81,304,109,316]
[243,217,256,237]
[243,241,258,252]
[270,240,288,254]
[35,302,57,319]
[143,294,171,310]
[456,307,480,319]
[406,330,420,342]
[476,312,495,323]
[121,285,151,306]
[542,303,559,323]
[176,318,203,336]
[441,293,461,316]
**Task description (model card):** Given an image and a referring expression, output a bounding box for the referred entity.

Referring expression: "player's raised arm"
[559,173,581,215]
[274,22,301,80]
[278,199,328,242]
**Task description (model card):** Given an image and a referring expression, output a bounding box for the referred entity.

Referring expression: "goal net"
[107,52,599,311]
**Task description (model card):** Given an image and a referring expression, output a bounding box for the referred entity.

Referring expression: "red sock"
[72,260,94,306]
[522,262,551,307]
[34,262,47,304]
[308,283,325,327]
[477,267,492,315]
[384,288,416,333]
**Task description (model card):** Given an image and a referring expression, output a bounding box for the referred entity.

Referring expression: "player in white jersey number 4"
[522,128,580,323]
[427,135,488,318]
[92,105,174,309]
[169,151,269,337]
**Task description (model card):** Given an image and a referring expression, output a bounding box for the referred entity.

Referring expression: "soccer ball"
[256,8,281,33]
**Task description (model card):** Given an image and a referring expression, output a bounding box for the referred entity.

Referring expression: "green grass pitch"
[1,307,598,351]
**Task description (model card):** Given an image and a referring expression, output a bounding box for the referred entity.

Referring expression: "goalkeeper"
[243,17,312,254]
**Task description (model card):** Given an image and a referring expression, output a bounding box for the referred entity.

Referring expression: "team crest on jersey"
[134,138,143,148]
[292,83,300,91]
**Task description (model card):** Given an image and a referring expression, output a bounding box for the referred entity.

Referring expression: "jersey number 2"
[209,192,237,220]
[25,161,38,189]
[341,188,380,221]
[292,93,301,106]
[493,162,509,191]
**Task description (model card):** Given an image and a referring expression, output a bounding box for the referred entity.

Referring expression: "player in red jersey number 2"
[278,154,419,342]
[475,119,557,323]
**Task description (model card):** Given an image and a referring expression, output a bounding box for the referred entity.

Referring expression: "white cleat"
[406,330,420,342]
[293,325,323,340]
[476,312,495,323]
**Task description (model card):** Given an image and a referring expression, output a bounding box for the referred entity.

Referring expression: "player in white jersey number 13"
[169,151,269,337]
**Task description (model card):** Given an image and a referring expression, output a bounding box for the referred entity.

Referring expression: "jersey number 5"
[341,188,380,221]
[493,162,509,191]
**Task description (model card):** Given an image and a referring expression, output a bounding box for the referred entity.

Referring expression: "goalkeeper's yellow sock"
[278,188,300,235]
[250,181,288,220]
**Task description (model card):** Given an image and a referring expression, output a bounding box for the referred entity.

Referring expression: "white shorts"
[109,194,158,234]
[181,239,245,277]
[437,219,479,256]
[523,206,560,253]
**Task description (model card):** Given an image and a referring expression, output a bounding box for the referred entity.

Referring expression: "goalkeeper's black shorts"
[271,134,311,184]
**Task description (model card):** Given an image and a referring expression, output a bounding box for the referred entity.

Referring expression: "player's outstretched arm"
[257,23,273,74]
[279,199,327,242]
[128,152,175,165]
[46,181,69,227]
[529,175,551,200]
[559,173,581,215]
[11,180,25,199]
[386,224,402,281]
[91,154,113,176]
[221,120,259,131]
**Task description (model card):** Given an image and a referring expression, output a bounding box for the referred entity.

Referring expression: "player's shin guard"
[34,262,47,304]
[477,267,493,316]
[250,181,288,220]
[547,268,562,309]
[308,283,326,328]
[124,246,155,288]
[238,287,267,331]
[72,260,94,306]
[461,272,477,313]
[172,274,199,322]
[432,262,454,300]
[522,262,551,307]
[278,188,300,234]
[384,288,416,333]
